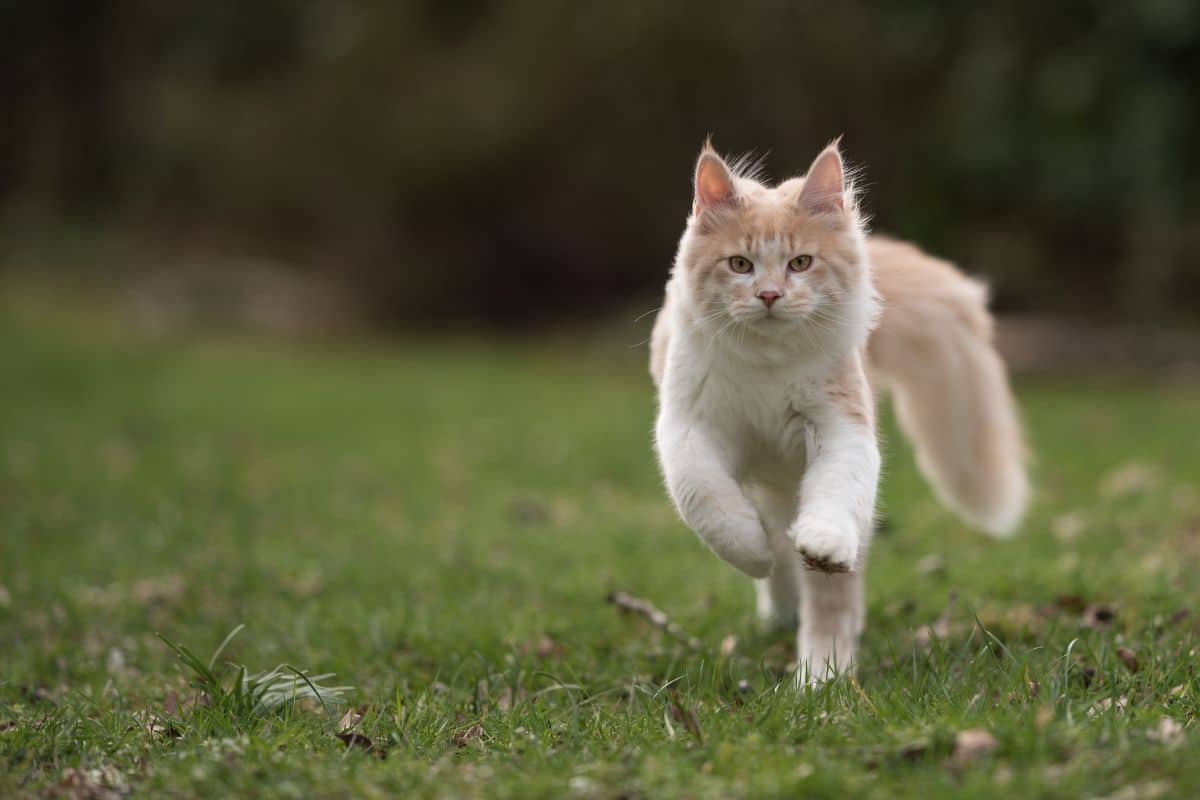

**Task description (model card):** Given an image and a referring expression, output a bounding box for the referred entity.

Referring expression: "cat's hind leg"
[748,485,802,629]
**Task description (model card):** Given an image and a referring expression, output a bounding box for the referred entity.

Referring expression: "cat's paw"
[789,514,859,573]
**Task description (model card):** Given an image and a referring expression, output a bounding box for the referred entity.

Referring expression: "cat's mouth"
[727,305,806,326]
[748,307,791,323]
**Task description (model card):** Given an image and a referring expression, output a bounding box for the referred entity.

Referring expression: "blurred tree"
[1,0,1197,326]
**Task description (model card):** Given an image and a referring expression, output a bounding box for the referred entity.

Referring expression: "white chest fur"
[660,327,827,483]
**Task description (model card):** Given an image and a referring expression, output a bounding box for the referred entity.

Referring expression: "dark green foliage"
[2,2,1198,324]
[157,625,351,725]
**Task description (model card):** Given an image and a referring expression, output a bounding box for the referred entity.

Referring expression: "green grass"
[2,297,1198,799]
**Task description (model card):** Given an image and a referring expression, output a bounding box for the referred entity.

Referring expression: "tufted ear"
[693,142,737,216]
[797,144,846,215]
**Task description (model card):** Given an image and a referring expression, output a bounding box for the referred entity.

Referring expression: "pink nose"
[758,290,781,309]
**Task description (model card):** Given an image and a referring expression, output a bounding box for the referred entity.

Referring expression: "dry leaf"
[668,692,704,744]
[166,691,210,715]
[1100,463,1160,498]
[148,715,181,740]
[1081,604,1116,630]
[284,570,324,598]
[1043,764,1070,781]
[337,704,368,733]
[914,593,961,646]
[452,723,485,748]
[951,728,998,766]
[535,636,564,659]
[1091,780,1172,800]
[130,575,185,606]
[568,775,599,795]
[1002,604,1042,634]
[1054,594,1088,614]
[914,613,952,646]
[915,554,946,576]
[508,496,548,526]
[1139,553,1165,574]
[1146,717,1185,747]
[49,766,129,799]
[1052,512,1086,541]
[132,708,181,740]
[334,705,378,756]
[719,634,737,657]
[1088,696,1129,718]
[1116,647,1140,673]
[497,687,528,712]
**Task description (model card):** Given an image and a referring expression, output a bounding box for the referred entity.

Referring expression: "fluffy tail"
[866,237,1029,536]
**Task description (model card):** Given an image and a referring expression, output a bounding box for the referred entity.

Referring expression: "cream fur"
[650,142,1028,683]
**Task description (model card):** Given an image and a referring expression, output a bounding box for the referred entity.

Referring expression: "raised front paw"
[789,514,859,573]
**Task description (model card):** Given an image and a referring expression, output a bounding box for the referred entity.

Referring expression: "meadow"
[2,295,1198,798]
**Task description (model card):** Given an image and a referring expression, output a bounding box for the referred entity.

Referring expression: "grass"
[2,295,1199,799]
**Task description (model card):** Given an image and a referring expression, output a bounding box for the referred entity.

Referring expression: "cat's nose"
[757,290,782,309]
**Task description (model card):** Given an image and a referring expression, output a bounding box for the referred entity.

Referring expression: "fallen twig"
[607,590,702,650]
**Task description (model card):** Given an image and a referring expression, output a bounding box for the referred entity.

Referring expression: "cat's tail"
[866,237,1029,536]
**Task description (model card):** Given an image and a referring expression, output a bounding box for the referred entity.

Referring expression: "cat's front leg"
[797,568,864,684]
[788,360,880,574]
[655,412,774,578]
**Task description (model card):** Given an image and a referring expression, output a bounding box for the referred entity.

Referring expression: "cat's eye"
[788,255,814,273]
[728,255,754,274]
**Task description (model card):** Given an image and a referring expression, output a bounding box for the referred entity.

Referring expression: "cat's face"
[676,143,870,342]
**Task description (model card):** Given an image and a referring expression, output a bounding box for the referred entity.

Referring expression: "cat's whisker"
[807,318,846,342]
[692,307,731,328]
[633,306,661,324]
[809,310,849,328]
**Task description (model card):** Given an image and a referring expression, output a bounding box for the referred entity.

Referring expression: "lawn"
[2,296,1198,799]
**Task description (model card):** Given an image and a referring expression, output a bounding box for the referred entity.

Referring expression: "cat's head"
[673,140,874,351]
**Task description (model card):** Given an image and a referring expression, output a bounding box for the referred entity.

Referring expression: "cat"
[649,140,1028,684]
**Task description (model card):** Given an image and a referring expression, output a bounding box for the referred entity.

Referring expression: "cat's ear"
[797,143,846,215]
[693,142,738,216]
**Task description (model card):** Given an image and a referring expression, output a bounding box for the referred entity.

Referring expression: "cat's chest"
[697,364,814,455]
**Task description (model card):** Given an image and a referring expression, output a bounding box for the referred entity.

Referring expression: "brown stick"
[607,590,702,651]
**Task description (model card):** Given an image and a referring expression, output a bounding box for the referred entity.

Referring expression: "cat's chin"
[715,307,814,333]
[737,311,804,328]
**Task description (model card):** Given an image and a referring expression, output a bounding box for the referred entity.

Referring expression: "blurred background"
[2,1,1198,361]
